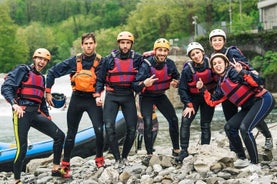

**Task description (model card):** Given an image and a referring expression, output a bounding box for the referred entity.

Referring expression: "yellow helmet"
[33,48,51,61]
[117,31,134,43]
[153,38,170,50]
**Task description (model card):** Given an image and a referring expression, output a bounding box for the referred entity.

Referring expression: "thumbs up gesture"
[196,78,203,89]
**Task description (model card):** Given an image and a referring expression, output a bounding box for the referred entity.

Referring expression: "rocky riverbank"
[1,123,277,184]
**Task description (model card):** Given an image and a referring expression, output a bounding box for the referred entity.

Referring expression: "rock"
[2,122,277,184]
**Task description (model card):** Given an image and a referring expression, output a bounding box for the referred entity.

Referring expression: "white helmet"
[209,29,226,41]
[186,42,204,56]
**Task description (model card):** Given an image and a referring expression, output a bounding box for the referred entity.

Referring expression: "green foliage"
[0,2,28,72]
[0,0,274,81]
[23,22,57,59]
[95,27,124,56]
[252,51,277,77]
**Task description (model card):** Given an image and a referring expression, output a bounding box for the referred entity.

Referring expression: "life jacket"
[144,59,171,92]
[106,51,137,88]
[220,74,255,107]
[18,65,45,103]
[71,53,101,92]
[186,60,216,94]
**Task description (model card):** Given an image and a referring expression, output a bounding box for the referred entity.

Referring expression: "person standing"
[95,31,142,167]
[1,48,68,184]
[133,38,180,166]
[197,53,275,167]
[209,29,273,150]
[46,32,105,173]
[175,42,217,163]
[136,95,159,152]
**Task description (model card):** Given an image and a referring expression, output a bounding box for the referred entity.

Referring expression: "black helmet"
[51,93,66,108]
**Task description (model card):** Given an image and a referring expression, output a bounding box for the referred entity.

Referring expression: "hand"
[96,97,103,106]
[143,50,155,57]
[251,70,259,75]
[12,104,25,118]
[170,79,179,88]
[182,107,195,118]
[143,74,158,87]
[46,93,54,108]
[196,78,203,89]
[230,59,242,73]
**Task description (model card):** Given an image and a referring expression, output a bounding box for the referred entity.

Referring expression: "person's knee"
[55,129,65,142]
[94,126,104,136]
[224,123,230,132]
[239,124,249,139]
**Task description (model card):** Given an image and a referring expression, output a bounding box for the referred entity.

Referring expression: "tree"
[0,2,28,72]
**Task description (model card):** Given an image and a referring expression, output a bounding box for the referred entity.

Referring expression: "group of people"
[1,29,275,184]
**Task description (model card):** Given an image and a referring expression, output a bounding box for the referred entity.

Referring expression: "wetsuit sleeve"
[168,59,180,80]
[239,70,260,87]
[203,88,227,107]
[133,53,143,70]
[228,47,254,70]
[132,62,151,93]
[40,97,50,117]
[1,66,28,105]
[178,67,193,107]
[46,57,76,93]
[95,55,111,95]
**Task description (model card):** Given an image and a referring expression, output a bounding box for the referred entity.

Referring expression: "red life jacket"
[186,61,216,94]
[19,69,45,103]
[220,77,255,106]
[106,57,137,88]
[144,59,171,92]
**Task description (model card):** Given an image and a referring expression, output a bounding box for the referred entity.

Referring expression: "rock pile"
[1,124,277,184]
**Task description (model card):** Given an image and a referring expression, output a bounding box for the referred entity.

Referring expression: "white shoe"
[234,159,250,168]
[263,137,273,150]
[121,158,130,166]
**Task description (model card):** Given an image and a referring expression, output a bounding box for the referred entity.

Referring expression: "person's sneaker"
[52,168,72,178]
[56,161,72,178]
[95,156,105,168]
[121,158,130,166]
[141,155,151,166]
[233,159,250,168]
[175,150,189,163]
[172,149,180,157]
[114,159,124,169]
[263,137,273,150]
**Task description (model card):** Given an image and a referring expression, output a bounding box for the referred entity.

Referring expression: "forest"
[0,0,276,85]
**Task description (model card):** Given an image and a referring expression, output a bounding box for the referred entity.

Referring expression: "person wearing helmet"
[175,42,217,163]
[209,29,273,151]
[133,38,180,166]
[46,32,105,173]
[196,53,275,168]
[1,48,67,183]
[95,31,142,168]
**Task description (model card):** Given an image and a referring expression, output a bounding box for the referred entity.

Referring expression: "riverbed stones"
[1,123,277,183]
